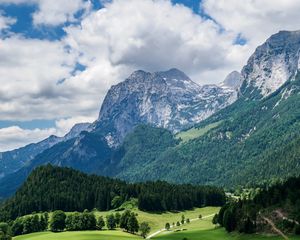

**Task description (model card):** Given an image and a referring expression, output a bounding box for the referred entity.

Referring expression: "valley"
[0,8,300,240]
[11,206,300,240]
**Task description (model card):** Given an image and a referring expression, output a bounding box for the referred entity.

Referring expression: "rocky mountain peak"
[240,30,300,99]
[221,71,242,90]
[96,68,237,146]
[157,68,191,80]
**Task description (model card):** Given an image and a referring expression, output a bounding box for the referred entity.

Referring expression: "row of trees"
[165,215,191,231]
[10,213,48,236]
[0,165,226,221]
[3,209,152,238]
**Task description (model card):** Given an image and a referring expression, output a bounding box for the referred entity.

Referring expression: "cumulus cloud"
[0,11,16,31]
[0,0,91,26]
[202,0,300,46]
[65,0,247,84]
[0,36,77,120]
[2,0,300,151]
[0,126,56,151]
[0,115,95,151]
[32,0,91,26]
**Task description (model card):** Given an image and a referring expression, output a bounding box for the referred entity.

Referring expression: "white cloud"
[0,0,91,26]
[33,0,91,26]
[0,36,78,120]
[55,116,96,136]
[0,115,95,151]
[64,0,248,87]
[0,126,56,151]
[0,11,16,31]
[2,0,300,151]
[202,0,300,46]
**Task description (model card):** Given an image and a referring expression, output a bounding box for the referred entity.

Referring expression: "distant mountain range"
[0,68,237,179]
[1,30,300,199]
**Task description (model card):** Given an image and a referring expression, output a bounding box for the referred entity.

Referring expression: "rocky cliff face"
[96,68,237,146]
[240,30,300,99]
[221,71,242,90]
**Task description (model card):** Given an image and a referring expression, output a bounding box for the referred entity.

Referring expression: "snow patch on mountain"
[241,30,300,99]
[96,68,238,145]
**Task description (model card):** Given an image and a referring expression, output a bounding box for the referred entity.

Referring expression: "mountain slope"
[0,123,91,179]
[240,30,300,99]
[0,130,112,199]
[117,72,300,186]
[2,30,300,199]
[95,68,237,146]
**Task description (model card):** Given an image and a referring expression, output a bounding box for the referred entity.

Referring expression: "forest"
[0,165,225,222]
[216,176,300,235]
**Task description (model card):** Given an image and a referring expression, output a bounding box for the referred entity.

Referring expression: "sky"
[0,0,300,151]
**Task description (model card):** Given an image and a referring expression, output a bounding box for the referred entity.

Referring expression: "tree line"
[0,165,225,221]
[0,209,152,238]
[214,176,300,235]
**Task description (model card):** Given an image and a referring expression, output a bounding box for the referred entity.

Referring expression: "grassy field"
[94,206,219,233]
[13,230,141,240]
[13,206,300,240]
[176,121,221,143]
[153,213,300,240]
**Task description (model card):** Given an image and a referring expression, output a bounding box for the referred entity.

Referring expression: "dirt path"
[275,210,299,225]
[262,216,289,240]
[146,213,215,239]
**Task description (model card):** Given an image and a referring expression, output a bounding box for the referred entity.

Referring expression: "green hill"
[0,165,225,221]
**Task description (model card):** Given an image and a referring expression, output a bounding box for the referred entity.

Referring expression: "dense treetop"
[0,165,225,221]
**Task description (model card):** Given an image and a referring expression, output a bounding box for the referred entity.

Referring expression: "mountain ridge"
[1,30,300,199]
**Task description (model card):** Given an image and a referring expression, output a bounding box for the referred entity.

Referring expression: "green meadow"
[13,206,300,240]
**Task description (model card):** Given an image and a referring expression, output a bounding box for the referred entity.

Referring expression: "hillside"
[120,71,300,187]
[0,165,225,221]
[217,176,300,236]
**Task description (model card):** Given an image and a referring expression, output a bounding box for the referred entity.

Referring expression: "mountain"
[0,68,236,184]
[94,68,237,146]
[1,30,300,199]
[0,122,91,179]
[105,31,300,186]
[115,72,300,186]
[240,30,300,99]
[221,71,242,90]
